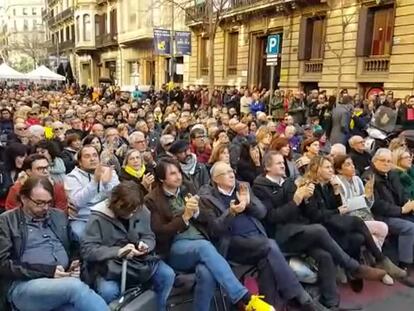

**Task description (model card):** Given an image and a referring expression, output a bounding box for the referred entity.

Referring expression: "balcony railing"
[49,8,74,27]
[304,60,323,74]
[96,33,118,47]
[363,56,390,73]
[60,39,75,50]
[185,0,291,23]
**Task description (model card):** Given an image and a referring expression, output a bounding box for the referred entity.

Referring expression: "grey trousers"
[384,216,414,263]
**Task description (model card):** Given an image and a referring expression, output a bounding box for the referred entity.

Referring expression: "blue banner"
[175,31,191,56]
[153,29,171,55]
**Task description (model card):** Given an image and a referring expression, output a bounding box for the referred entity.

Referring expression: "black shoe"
[348,278,364,293]
[399,276,414,287]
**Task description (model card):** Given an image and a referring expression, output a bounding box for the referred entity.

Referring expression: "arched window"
[83,14,91,41]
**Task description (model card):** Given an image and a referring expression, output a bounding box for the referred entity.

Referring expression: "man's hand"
[68,260,80,278]
[402,201,414,214]
[237,183,250,206]
[183,195,199,222]
[94,164,104,183]
[54,265,71,279]
[230,200,246,215]
[100,166,113,184]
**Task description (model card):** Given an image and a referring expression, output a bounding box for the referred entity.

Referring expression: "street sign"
[266,34,281,55]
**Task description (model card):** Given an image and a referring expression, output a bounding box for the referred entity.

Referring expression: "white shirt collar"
[217,185,236,196]
[265,174,285,186]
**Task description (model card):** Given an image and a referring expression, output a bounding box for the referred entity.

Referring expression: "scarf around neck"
[124,164,146,179]
[181,153,197,176]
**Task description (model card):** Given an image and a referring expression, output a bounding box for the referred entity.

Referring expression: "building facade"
[0,0,46,71]
[71,0,190,88]
[43,0,75,78]
[185,0,414,98]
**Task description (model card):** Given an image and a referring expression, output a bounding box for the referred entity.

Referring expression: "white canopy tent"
[0,63,27,80]
[25,65,65,81]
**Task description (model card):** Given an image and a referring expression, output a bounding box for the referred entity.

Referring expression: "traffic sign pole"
[266,34,281,117]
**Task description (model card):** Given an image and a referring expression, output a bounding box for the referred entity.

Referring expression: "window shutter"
[356,6,374,57]
[298,17,308,60]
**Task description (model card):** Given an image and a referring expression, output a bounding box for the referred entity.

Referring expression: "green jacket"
[395,167,414,200]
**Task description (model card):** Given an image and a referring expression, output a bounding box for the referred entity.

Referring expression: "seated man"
[252,151,390,309]
[198,161,325,310]
[5,154,68,211]
[371,148,414,275]
[65,145,119,241]
[0,176,108,311]
[145,157,273,311]
[168,140,210,192]
[348,136,371,176]
[81,181,175,307]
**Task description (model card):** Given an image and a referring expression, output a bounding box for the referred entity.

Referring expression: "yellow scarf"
[124,164,146,179]
[350,110,363,130]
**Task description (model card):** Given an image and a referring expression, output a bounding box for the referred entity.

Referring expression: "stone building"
[185,0,414,98]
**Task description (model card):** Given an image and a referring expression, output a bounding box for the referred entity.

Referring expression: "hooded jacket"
[64,166,120,221]
[81,203,157,286]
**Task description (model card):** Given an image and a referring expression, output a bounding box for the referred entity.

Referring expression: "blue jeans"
[97,261,175,311]
[69,220,87,242]
[385,216,414,263]
[8,277,108,311]
[168,239,248,311]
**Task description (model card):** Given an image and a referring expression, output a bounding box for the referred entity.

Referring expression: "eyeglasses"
[27,196,52,207]
[195,135,206,139]
[34,165,49,172]
[53,127,64,131]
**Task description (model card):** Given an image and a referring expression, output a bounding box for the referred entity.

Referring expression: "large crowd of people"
[1,82,414,311]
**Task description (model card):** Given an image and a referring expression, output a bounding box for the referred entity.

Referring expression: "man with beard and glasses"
[64,145,119,241]
[169,140,210,192]
[0,176,108,311]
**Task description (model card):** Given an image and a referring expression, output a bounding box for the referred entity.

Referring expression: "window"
[83,14,91,41]
[66,26,70,41]
[226,32,238,76]
[13,9,16,16]
[32,8,37,15]
[356,5,394,57]
[199,36,209,76]
[76,16,80,41]
[110,9,117,35]
[298,16,326,60]
[23,19,28,31]
[71,25,75,40]
[95,15,100,37]
[32,20,37,30]
[23,8,27,15]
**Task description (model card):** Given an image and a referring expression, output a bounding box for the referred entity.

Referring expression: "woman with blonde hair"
[302,156,401,288]
[392,147,414,199]
[208,143,230,166]
[255,126,272,157]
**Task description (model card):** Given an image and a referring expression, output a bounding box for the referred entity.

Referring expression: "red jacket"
[5,181,68,212]
[190,143,211,164]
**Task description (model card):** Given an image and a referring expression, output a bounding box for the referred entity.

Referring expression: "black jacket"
[349,149,372,177]
[198,182,267,257]
[81,205,157,286]
[303,183,341,224]
[252,176,310,246]
[60,148,77,174]
[371,169,408,219]
[182,163,210,192]
[0,208,72,310]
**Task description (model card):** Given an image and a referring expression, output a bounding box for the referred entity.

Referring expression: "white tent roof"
[0,63,26,80]
[26,65,65,81]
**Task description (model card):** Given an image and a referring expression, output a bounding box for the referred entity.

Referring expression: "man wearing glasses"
[0,176,109,311]
[5,154,68,212]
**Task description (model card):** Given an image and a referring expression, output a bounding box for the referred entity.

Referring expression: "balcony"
[95,33,118,48]
[304,60,323,73]
[363,56,390,73]
[185,0,292,24]
[49,8,74,28]
[60,39,75,50]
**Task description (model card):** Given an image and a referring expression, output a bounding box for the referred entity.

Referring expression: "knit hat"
[169,140,189,154]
